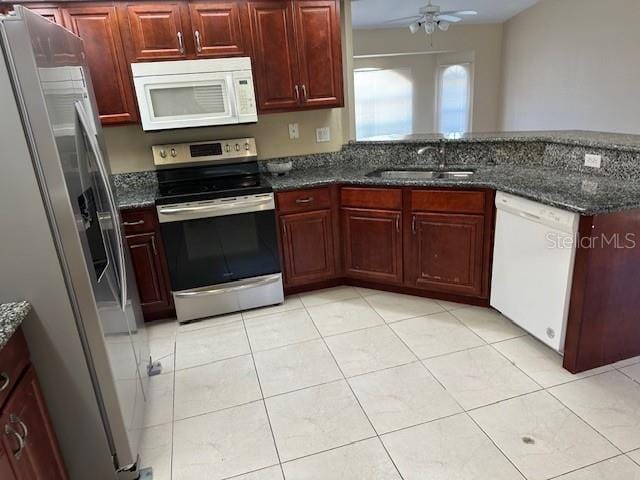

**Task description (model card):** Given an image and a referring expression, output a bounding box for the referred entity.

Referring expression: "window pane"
[438,65,470,135]
[354,68,413,139]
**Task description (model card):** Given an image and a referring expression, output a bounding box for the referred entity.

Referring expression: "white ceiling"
[351,0,539,29]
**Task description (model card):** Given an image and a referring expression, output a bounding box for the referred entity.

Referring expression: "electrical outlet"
[584,153,602,168]
[316,127,331,143]
[288,123,299,140]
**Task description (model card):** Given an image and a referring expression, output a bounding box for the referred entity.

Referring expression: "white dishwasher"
[490,192,580,352]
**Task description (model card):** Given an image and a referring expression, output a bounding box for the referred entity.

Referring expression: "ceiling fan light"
[438,21,449,31]
[425,22,436,34]
[409,21,421,34]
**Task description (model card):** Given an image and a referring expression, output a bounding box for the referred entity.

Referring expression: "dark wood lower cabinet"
[341,208,402,284]
[0,331,68,480]
[279,209,337,287]
[0,446,16,480]
[1,368,67,480]
[126,232,173,319]
[277,186,493,300]
[121,207,174,321]
[408,212,485,296]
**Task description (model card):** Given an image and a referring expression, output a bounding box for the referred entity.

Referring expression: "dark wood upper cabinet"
[247,0,300,111]
[188,1,251,58]
[62,5,137,124]
[342,208,403,284]
[293,0,342,108]
[1,368,67,480]
[280,209,336,287]
[23,5,64,24]
[120,2,191,61]
[409,212,484,297]
[248,0,342,112]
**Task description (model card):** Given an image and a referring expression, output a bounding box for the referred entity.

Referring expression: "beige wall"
[105,109,343,173]
[500,0,640,134]
[352,24,504,133]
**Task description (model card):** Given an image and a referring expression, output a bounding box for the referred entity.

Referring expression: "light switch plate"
[288,123,299,140]
[584,153,602,168]
[316,127,331,143]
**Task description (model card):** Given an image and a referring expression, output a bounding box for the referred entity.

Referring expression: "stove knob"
[244,142,250,151]
[170,148,177,157]
[235,143,241,152]
[225,144,231,153]
[159,149,167,158]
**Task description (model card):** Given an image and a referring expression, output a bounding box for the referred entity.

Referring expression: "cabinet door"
[247,1,300,111]
[342,208,402,284]
[189,1,250,58]
[122,2,192,61]
[62,5,137,124]
[293,0,343,108]
[1,368,67,480]
[0,444,17,480]
[280,210,336,286]
[126,232,173,319]
[409,212,484,296]
[23,5,64,24]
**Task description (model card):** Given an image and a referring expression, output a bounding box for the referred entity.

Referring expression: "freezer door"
[1,7,148,473]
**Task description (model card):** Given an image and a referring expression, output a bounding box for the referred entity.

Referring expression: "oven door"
[134,72,237,131]
[158,194,281,292]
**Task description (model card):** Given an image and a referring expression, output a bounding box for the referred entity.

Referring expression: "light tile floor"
[140,286,640,480]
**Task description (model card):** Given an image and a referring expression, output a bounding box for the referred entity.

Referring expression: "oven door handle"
[174,274,281,298]
[158,197,274,216]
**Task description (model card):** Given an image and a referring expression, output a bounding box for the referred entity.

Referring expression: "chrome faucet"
[417,141,446,169]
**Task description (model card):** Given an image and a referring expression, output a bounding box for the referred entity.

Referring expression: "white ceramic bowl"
[266,160,293,176]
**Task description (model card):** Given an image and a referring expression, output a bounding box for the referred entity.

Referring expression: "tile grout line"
[302,301,407,480]
[239,315,287,480]
[170,339,176,480]
[545,453,629,480]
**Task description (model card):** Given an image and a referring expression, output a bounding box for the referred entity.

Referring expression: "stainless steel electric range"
[153,138,283,323]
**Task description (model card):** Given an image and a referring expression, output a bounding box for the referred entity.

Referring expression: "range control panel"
[152,138,258,167]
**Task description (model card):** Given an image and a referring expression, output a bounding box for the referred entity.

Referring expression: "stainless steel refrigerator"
[0,7,150,479]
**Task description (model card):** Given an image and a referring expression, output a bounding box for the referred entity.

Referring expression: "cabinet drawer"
[411,189,486,214]
[340,187,402,210]
[277,187,332,214]
[121,207,157,235]
[0,329,30,410]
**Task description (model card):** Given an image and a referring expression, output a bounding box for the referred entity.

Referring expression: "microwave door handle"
[75,102,127,312]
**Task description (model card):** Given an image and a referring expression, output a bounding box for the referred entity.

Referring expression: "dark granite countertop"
[265,165,640,215]
[113,165,640,215]
[0,301,30,350]
[113,172,158,210]
[359,130,640,152]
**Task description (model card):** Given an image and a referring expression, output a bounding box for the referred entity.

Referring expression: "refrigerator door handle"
[74,102,127,311]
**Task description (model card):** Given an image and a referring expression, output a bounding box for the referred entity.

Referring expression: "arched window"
[354,67,413,139]
[437,64,471,135]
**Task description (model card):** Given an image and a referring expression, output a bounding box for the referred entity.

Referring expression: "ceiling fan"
[388,1,478,34]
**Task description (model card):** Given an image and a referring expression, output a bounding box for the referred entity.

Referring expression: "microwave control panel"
[235,75,257,116]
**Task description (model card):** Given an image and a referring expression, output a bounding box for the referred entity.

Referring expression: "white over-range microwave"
[131,57,257,131]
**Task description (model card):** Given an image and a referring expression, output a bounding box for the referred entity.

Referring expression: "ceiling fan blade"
[383,15,423,24]
[437,14,462,23]
[440,10,478,16]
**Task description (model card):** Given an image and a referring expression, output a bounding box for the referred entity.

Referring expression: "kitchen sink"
[367,169,476,180]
